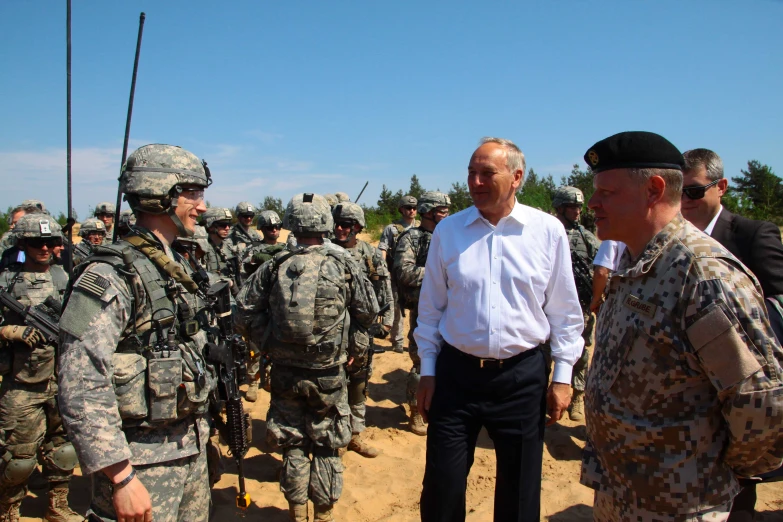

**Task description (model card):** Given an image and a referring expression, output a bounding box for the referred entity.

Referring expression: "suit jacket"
[711,209,783,297]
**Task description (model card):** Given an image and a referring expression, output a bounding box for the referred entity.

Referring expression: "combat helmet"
[20,199,47,213]
[94,202,116,216]
[417,191,451,214]
[120,144,211,237]
[332,202,366,229]
[256,210,282,229]
[13,214,63,244]
[552,186,584,208]
[283,193,333,237]
[235,202,257,218]
[79,218,107,238]
[398,195,417,209]
[334,192,350,203]
[323,194,338,207]
[202,207,234,229]
[177,225,210,255]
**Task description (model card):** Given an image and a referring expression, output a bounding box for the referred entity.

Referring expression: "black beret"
[584,131,684,174]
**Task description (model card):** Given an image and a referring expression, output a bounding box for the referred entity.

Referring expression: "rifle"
[354,181,369,204]
[571,251,594,311]
[363,303,391,398]
[0,290,61,346]
[202,280,251,509]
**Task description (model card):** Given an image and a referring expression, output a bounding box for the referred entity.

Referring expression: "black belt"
[441,343,539,370]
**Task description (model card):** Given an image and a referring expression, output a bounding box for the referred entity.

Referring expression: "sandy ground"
[17,230,783,521]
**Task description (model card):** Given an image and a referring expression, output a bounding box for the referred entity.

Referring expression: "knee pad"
[0,451,37,487]
[43,442,79,472]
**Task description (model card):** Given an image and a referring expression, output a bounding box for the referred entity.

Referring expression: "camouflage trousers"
[0,378,74,507]
[346,361,373,435]
[88,448,209,522]
[267,364,351,505]
[406,308,421,409]
[390,285,405,348]
[541,313,594,391]
[593,491,731,522]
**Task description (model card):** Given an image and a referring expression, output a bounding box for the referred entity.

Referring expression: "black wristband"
[112,468,136,491]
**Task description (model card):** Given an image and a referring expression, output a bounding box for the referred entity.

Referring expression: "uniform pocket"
[112,353,148,420]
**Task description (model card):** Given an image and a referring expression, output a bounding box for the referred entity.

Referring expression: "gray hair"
[630,168,683,204]
[479,137,527,183]
[683,148,724,181]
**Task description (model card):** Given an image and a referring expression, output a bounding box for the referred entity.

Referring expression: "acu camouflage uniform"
[227,203,262,259]
[342,239,393,435]
[236,196,378,510]
[0,264,76,513]
[394,226,432,411]
[379,217,420,350]
[582,215,783,518]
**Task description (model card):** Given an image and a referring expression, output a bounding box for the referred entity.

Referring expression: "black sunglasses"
[26,238,62,249]
[402,206,416,211]
[238,213,255,219]
[335,220,356,229]
[682,179,720,200]
[263,225,282,231]
[214,222,232,228]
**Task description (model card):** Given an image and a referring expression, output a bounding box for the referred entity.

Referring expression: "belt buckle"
[479,358,503,369]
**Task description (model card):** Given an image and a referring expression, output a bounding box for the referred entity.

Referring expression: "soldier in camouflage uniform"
[378,195,419,353]
[72,218,107,267]
[581,131,783,521]
[0,204,44,264]
[394,191,450,436]
[115,209,136,238]
[547,186,599,421]
[228,202,261,256]
[241,210,286,402]
[93,202,116,244]
[236,193,379,522]
[201,207,240,288]
[332,202,393,458]
[0,215,81,522]
[58,144,217,522]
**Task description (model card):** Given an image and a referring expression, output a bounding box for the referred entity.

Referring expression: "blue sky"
[1,1,781,218]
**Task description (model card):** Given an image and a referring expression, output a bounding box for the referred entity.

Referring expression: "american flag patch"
[77,272,111,298]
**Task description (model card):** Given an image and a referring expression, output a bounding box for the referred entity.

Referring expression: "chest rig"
[72,233,215,426]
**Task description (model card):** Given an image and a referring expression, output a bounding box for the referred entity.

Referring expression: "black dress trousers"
[420,344,547,522]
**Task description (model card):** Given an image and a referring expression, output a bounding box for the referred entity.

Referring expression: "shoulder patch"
[76,271,111,298]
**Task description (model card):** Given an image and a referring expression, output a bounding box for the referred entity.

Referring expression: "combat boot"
[568,390,585,422]
[313,504,334,522]
[347,433,380,458]
[0,501,21,522]
[246,379,259,402]
[391,343,404,354]
[409,410,427,436]
[45,487,82,522]
[288,502,309,522]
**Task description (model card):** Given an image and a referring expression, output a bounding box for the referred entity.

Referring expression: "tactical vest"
[264,246,352,370]
[67,238,216,428]
[395,227,431,309]
[72,241,92,267]
[0,266,68,384]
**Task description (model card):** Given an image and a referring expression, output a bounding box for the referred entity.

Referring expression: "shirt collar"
[464,200,528,227]
[704,205,723,236]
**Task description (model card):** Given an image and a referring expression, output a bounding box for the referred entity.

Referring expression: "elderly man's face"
[468,143,521,215]
[588,169,648,242]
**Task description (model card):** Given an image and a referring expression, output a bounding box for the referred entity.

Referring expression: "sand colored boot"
[0,501,21,522]
[409,409,427,436]
[246,379,259,402]
[313,504,335,522]
[289,502,309,522]
[45,487,82,522]
[568,390,585,422]
[347,433,380,458]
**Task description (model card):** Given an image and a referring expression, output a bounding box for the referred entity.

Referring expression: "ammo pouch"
[148,353,182,423]
[12,344,55,385]
[347,324,370,362]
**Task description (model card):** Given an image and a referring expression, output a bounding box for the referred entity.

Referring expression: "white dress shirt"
[593,240,626,271]
[414,201,585,384]
[704,205,723,236]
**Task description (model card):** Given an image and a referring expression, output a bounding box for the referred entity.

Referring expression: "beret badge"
[588,150,599,166]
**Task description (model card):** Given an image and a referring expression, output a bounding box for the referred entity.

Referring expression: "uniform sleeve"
[371,247,394,327]
[683,273,783,477]
[57,263,135,475]
[394,233,425,288]
[377,225,393,251]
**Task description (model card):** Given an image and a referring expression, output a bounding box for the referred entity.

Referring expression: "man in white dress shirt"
[414,137,584,522]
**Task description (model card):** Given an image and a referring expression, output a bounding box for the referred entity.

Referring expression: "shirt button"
[493,281,497,285]
[492,305,496,309]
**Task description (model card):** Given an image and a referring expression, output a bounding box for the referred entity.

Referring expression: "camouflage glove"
[0,325,45,348]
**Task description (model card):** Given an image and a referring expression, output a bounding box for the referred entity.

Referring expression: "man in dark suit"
[683,148,783,522]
